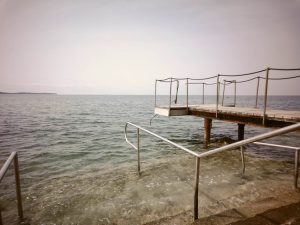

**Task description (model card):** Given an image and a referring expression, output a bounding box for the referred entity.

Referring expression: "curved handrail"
[125,122,199,157]
[125,123,138,150]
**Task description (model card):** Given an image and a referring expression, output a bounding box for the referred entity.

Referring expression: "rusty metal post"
[263,68,269,125]
[295,150,299,189]
[13,153,24,220]
[238,123,245,141]
[204,118,212,148]
[202,83,205,104]
[255,77,260,108]
[194,157,200,220]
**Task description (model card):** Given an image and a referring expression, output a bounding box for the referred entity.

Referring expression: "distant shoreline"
[0,92,57,95]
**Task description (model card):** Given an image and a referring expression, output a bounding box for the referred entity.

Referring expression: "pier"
[154,67,300,146]
[155,104,300,146]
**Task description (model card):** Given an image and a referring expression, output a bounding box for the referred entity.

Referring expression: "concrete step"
[144,190,300,225]
[226,201,300,225]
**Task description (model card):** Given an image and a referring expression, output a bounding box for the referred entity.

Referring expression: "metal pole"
[186,78,189,110]
[154,80,157,107]
[0,210,3,225]
[255,77,260,108]
[0,152,17,182]
[194,157,200,220]
[263,68,269,125]
[169,78,173,109]
[216,75,220,118]
[137,128,141,174]
[240,146,245,174]
[14,153,24,220]
[202,83,204,104]
[222,80,226,106]
[295,150,299,189]
[234,80,236,107]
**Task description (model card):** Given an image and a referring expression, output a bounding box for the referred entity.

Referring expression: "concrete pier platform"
[155,104,300,146]
[155,104,300,127]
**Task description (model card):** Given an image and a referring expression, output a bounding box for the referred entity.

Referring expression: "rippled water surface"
[0,95,299,225]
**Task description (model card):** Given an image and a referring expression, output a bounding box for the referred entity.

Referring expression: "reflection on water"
[0,95,299,224]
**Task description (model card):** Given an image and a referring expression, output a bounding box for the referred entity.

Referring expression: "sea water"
[0,95,299,224]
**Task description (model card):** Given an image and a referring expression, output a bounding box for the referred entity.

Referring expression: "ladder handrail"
[125,122,300,221]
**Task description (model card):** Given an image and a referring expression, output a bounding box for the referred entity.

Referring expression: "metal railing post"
[194,157,200,220]
[234,80,236,107]
[255,77,260,108]
[295,149,299,189]
[240,146,245,174]
[154,80,157,107]
[222,80,226,106]
[0,210,2,225]
[202,83,205,104]
[263,68,269,125]
[169,78,173,109]
[216,75,220,118]
[137,128,141,174]
[13,153,24,220]
[186,78,189,110]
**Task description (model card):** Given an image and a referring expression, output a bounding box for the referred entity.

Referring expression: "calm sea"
[0,95,299,225]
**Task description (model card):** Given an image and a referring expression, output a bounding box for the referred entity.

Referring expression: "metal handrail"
[0,152,24,224]
[154,67,300,125]
[125,122,199,158]
[125,122,300,221]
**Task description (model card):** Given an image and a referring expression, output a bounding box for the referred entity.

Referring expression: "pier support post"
[238,123,246,174]
[238,123,245,141]
[204,118,212,147]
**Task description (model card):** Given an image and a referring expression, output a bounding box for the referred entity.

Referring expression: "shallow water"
[0,95,299,224]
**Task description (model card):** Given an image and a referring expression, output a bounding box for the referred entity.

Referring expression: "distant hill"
[0,92,57,95]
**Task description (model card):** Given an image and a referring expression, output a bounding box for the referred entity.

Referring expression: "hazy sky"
[0,0,300,95]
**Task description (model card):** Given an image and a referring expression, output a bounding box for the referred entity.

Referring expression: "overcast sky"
[0,0,300,95]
